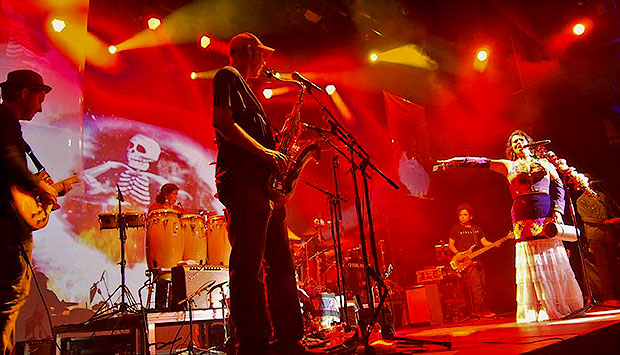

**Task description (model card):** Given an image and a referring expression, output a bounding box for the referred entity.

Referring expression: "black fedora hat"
[0,69,52,93]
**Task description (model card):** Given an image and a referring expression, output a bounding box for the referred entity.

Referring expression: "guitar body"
[450,253,473,273]
[10,185,54,230]
[450,246,475,273]
[450,232,514,275]
[11,174,79,230]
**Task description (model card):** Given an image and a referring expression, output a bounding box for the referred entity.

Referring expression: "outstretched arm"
[434,156,510,177]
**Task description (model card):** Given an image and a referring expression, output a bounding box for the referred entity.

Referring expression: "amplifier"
[170,265,229,311]
[415,266,444,284]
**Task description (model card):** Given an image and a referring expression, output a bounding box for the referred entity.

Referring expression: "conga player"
[148,183,184,214]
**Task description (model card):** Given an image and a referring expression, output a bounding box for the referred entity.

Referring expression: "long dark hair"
[505,130,533,160]
[155,183,179,204]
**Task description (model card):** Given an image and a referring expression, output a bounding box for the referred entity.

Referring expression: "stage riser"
[527,320,620,354]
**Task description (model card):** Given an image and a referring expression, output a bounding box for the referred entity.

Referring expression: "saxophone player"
[211,32,305,355]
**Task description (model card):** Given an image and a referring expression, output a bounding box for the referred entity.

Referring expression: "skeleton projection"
[84,134,167,206]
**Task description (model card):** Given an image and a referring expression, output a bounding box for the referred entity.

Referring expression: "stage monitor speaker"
[406,284,443,325]
[170,265,229,311]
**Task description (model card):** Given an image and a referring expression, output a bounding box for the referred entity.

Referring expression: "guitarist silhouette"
[448,204,496,318]
[0,69,61,354]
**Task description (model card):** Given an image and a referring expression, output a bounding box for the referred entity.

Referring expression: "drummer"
[148,183,184,214]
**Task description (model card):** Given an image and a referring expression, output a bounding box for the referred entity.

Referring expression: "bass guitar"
[11,173,79,230]
[450,232,514,274]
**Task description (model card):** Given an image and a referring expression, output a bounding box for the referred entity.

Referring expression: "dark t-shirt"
[449,223,486,253]
[0,104,39,204]
[212,66,275,192]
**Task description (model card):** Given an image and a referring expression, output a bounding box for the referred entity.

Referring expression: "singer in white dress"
[436,129,583,323]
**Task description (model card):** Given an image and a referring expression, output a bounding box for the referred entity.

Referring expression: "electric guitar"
[11,173,79,230]
[450,232,514,274]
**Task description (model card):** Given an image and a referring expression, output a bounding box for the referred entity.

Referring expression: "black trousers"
[588,239,620,301]
[461,263,485,313]
[219,182,303,354]
[0,211,32,355]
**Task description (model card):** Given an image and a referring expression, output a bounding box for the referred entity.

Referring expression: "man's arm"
[448,238,459,254]
[212,107,287,171]
[480,237,492,247]
[0,145,57,203]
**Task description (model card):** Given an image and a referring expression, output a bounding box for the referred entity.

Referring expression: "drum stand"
[89,187,137,321]
[303,178,351,328]
[304,84,452,353]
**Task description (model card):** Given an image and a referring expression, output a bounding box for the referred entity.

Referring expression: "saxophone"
[265,71,321,204]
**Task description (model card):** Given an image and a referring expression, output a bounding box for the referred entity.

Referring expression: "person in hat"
[211,33,304,354]
[0,69,58,354]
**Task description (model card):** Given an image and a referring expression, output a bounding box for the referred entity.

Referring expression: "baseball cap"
[228,32,275,57]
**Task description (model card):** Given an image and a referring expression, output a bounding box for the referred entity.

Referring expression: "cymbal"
[287,228,302,241]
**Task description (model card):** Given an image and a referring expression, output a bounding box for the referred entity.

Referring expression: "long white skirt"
[515,238,583,323]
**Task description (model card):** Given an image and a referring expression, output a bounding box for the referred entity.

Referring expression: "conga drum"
[146,209,183,270]
[97,212,118,230]
[206,215,231,266]
[181,214,207,264]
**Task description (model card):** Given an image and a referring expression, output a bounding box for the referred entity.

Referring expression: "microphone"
[116,184,124,202]
[303,123,331,133]
[263,69,277,79]
[292,71,323,92]
[523,139,551,149]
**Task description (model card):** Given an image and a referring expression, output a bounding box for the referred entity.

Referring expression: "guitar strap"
[23,140,46,173]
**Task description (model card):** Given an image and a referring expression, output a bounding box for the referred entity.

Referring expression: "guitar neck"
[468,234,511,259]
[51,176,79,194]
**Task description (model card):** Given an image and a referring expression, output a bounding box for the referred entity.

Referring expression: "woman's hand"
[554,211,563,223]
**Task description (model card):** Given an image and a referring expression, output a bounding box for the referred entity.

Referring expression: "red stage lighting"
[147,17,161,31]
[573,23,586,36]
[325,85,336,95]
[190,72,197,80]
[263,88,273,99]
[108,45,117,54]
[476,49,488,62]
[369,53,379,62]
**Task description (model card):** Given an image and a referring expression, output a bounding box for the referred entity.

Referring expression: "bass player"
[449,204,496,318]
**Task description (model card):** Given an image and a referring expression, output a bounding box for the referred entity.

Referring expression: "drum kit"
[291,229,365,333]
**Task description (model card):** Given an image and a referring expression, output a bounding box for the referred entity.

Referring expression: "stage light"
[108,45,117,54]
[51,19,66,33]
[147,17,161,31]
[369,53,379,62]
[200,35,211,48]
[476,49,488,62]
[263,88,273,99]
[190,72,197,80]
[573,23,586,36]
[325,85,336,95]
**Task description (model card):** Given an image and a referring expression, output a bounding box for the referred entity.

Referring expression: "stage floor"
[372,305,620,354]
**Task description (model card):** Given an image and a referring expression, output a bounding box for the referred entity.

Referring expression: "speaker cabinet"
[405,284,443,325]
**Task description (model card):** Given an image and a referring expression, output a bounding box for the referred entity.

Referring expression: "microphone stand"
[302,177,351,329]
[301,78,451,352]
